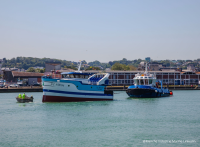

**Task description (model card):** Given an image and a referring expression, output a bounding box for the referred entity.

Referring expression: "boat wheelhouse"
[133,73,157,87]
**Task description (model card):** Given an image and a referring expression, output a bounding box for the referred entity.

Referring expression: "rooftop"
[12,71,44,78]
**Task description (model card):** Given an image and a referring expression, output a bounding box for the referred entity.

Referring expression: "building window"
[126,75,129,79]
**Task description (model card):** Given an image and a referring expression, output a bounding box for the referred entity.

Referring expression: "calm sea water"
[0,91,200,147]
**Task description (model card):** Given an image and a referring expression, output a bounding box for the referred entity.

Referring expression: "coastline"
[106,85,200,91]
[0,87,43,93]
[0,85,199,93]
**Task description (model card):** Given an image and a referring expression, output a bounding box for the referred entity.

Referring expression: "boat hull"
[42,95,113,102]
[126,88,170,98]
[16,98,33,103]
[42,88,113,102]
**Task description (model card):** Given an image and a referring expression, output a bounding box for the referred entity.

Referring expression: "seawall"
[106,86,200,91]
[0,87,43,93]
[0,85,199,93]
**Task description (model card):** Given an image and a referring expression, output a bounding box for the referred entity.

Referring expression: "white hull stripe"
[44,92,113,99]
[43,89,113,96]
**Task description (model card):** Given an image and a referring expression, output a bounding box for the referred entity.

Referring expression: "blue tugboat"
[126,64,172,98]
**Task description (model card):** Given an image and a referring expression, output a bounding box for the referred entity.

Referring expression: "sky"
[0,0,200,62]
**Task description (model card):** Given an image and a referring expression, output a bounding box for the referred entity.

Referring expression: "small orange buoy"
[170,91,173,95]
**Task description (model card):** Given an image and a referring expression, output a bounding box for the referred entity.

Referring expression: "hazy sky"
[0,0,200,62]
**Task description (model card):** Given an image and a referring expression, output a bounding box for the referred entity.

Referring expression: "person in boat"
[18,94,22,99]
[22,93,25,99]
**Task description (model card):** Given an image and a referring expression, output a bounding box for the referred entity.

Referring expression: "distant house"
[187,63,195,71]
[148,62,163,71]
[145,57,151,62]
[96,66,103,70]
[137,62,145,71]
[33,66,44,69]
[12,71,44,85]
[2,68,18,82]
[160,67,182,72]
[171,60,177,63]
[0,59,3,75]
[2,67,44,85]
[82,64,90,68]
[45,62,61,72]
[105,68,111,71]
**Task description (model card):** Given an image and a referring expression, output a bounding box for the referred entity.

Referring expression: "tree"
[111,63,137,70]
[86,66,100,70]
[111,63,123,70]
[111,63,130,70]
[27,67,36,72]
[129,65,137,70]
[35,68,45,73]
[3,58,7,63]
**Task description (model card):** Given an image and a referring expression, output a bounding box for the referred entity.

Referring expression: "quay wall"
[0,87,43,93]
[106,85,200,91]
[0,85,199,93]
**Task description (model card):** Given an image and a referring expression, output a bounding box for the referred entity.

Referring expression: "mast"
[144,62,148,75]
[78,60,82,71]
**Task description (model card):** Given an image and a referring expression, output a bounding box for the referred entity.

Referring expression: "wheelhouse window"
[62,74,70,78]
[62,73,91,79]
[80,75,84,78]
[134,79,139,85]
[145,79,148,85]
[140,80,144,85]
[69,74,74,78]
[75,75,80,78]
[149,79,153,84]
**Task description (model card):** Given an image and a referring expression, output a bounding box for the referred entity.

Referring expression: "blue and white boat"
[126,64,171,98]
[42,62,113,102]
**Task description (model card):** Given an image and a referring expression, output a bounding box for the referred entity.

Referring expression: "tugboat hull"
[126,88,170,98]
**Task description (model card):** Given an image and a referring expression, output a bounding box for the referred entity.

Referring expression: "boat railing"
[42,74,61,79]
[88,77,103,85]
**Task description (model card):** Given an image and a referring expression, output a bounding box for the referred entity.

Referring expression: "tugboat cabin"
[134,74,156,86]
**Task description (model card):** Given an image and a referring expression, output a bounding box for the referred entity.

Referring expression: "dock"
[0,85,199,93]
[0,87,43,93]
[106,85,200,91]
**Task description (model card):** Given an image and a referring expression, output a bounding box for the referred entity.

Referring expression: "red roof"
[12,71,44,78]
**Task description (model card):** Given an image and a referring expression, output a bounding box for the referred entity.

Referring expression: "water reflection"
[18,103,26,107]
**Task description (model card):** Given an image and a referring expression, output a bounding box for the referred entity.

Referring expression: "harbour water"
[0,91,199,147]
